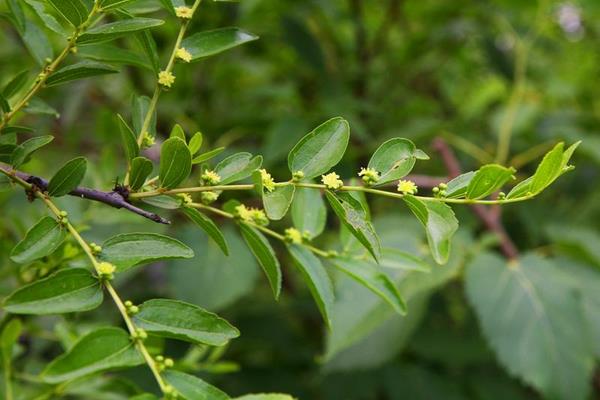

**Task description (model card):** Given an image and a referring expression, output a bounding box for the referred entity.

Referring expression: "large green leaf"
[45,61,118,87]
[234,395,294,400]
[182,207,229,256]
[23,0,70,36]
[77,18,164,44]
[99,232,194,272]
[288,245,334,327]
[163,370,229,400]
[530,142,564,194]
[78,44,152,70]
[159,137,192,189]
[402,196,458,265]
[42,327,143,383]
[132,299,239,346]
[262,184,295,220]
[287,117,350,179]
[10,216,66,263]
[46,0,88,27]
[465,164,515,199]
[444,171,474,199]
[10,135,54,168]
[325,191,380,261]
[239,223,281,300]
[47,156,87,196]
[129,156,153,190]
[99,0,138,11]
[180,27,258,62]
[117,113,139,162]
[330,257,406,315]
[291,187,326,239]
[465,252,594,400]
[3,268,103,314]
[215,152,262,184]
[367,138,417,185]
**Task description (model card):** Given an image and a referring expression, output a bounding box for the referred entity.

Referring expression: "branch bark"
[0,163,170,224]
[432,138,519,260]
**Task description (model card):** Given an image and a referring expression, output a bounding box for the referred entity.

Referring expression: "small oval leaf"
[159,137,192,189]
[288,117,350,179]
[239,223,282,300]
[133,299,239,346]
[181,27,259,62]
[10,216,66,263]
[182,207,229,256]
[367,138,417,185]
[3,268,103,314]
[291,187,326,239]
[164,370,229,400]
[263,184,295,221]
[129,156,153,190]
[47,156,87,196]
[99,232,194,272]
[465,164,515,200]
[215,152,262,184]
[45,61,118,87]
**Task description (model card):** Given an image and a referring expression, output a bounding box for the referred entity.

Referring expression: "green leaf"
[131,94,156,135]
[288,117,350,179]
[78,18,164,44]
[465,164,515,199]
[99,232,194,272]
[188,132,203,154]
[181,27,259,62]
[367,138,417,185]
[325,191,380,262]
[444,171,474,198]
[129,156,153,190]
[530,142,565,194]
[99,0,139,11]
[506,176,533,199]
[164,370,229,400]
[403,195,458,264]
[288,245,334,327]
[182,207,229,256]
[42,327,143,383]
[45,61,118,87]
[215,152,262,184]
[466,253,594,400]
[136,30,160,73]
[47,156,87,196]
[23,0,69,36]
[263,184,295,220]
[117,114,139,162]
[23,97,59,117]
[291,187,326,239]
[159,137,192,189]
[46,0,88,27]
[11,135,54,168]
[330,257,406,315]
[3,268,103,314]
[132,299,239,346]
[2,70,29,99]
[10,216,66,263]
[192,147,225,164]
[142,195,182,210]
[239,223,281,300]
[22,20,54,65]
[1,319,22,360]
[170,123,186,140]
[379,248,431,272]
[78,44,152,71]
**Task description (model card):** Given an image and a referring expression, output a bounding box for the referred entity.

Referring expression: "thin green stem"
[131,180,534,205]
[0,168,168,394]
[0,3,101,131]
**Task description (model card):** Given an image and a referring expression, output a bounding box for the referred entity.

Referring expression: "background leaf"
[291,187,326,239]
[263,184,295,220]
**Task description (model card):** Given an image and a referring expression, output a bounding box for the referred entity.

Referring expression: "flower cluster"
[235,204,268,226]
[284,227,303,244]
[321,172,343,189]
[158,70,175,88]
[177,193,193,205]
[97,261,116,280]
[260,169,275,192]
[175,47,192,63]
[174,6,193,19]
[432,182,448,197]
[397,180,418,195]
[358,167,380,185]
[201,170,221,185]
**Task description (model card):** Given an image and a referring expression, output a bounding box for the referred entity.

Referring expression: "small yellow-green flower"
[174,6,193,19]
[201,191,219,204]
[141,131,155,148]
[321,172,343,190]
[358,167,380,185]
[97,261,116,279]
[397,179,418,194]
[292,170,305,181]
[201,170,221,185]
[284,227,303,244]
[177,193,193,205]
[175,47,192,63]
[158,70,175,88]
[260,169,275,192]
[235,204,268,226]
